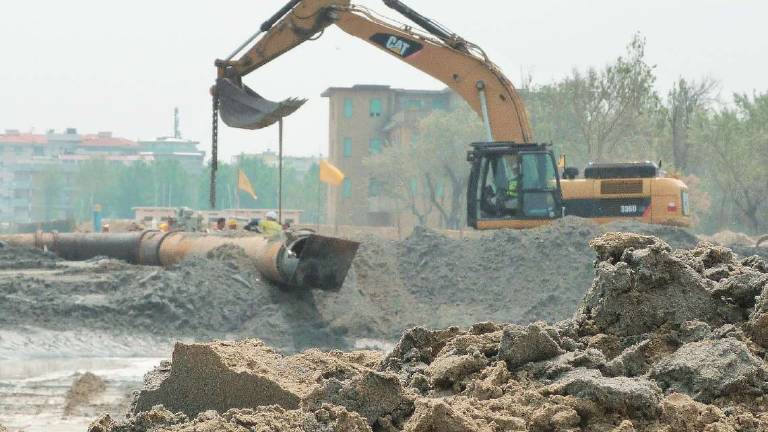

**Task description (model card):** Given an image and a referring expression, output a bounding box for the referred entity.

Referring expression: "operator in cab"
[481,155,520,218]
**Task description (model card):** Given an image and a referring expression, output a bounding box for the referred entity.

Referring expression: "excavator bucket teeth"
[289,235,360,291]
[216,77,307,130]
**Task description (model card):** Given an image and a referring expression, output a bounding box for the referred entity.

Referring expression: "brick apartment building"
[322,85,457,227]
[0,128,204,224]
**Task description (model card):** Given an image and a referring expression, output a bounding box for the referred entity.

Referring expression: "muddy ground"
[5,217,760,355]
[2,218,768,431]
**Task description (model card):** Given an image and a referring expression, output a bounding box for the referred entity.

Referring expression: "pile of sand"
[64,372,107,416]
[90,233,768,431]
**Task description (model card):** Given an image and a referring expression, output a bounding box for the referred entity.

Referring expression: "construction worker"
[227,219,238,230]
[503,156,521,215]
[214,217,226,231]
[159,222,170,233]
[101,224,110,233]
[259,211,282,236]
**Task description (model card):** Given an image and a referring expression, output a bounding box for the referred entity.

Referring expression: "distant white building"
[139,136,206,175]
[0,127,205,224]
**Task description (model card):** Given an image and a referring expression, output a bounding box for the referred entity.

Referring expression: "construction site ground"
[2,217,768,431]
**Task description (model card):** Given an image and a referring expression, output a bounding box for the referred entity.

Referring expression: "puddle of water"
[0,357,163,432]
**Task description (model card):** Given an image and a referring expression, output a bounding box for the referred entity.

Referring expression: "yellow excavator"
[212,0,691,230]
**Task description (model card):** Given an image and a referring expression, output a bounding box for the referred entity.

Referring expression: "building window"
[342,178,352,199]
[406,99,423,110]
[369,137,382,155]
[409,178,418,194]
[343,137,353,158]
[410,132,421,146]
[370,98,382,117]
[343,98,353,118]
[432,98,448,110]
[368,178,382,197]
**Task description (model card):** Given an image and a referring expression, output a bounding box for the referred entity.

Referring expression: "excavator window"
[479,154,520,218]
[470,147,562,224]
[519,152,559,218]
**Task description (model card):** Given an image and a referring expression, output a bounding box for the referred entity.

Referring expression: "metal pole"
[476,81,494,142]
[278,118,284,224]
[316,162,322,230]
[225,31,263,62]
[210,93,220,209]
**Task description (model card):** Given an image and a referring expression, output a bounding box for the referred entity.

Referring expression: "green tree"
[364,104,484,228]
[698,92,768,233]
[559,33,659,162]
[661,77,718,173]
[419,104,485,228]
[365,143,434,226]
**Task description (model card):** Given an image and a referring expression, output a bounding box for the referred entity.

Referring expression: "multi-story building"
[0,128,205,224]
[321,85,455,227]
[139,136,206,176]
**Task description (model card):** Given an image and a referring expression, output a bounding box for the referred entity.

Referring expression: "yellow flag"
[237,169,258,200]
[319,160,345,186]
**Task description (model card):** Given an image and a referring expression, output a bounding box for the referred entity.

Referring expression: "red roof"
[0,132,138,148]
[79,134,138,148]
[0,134,47,144]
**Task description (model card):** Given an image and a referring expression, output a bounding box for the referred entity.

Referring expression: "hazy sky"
[1,1,766,159]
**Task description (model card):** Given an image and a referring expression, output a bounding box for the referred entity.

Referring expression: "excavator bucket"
[288,234,360,291]
[216,77,307,129]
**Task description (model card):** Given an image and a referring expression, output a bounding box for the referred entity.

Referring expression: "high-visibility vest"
[507,178,519,197]
[259,219,283,236]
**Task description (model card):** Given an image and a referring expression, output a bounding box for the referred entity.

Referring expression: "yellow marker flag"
[237,169,258,200]
[319,160,345,186]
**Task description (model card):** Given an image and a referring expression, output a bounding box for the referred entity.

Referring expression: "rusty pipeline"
[0,230,359,291]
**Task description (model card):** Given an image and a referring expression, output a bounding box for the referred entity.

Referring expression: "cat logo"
[369,33,424,58]
[385,36,411,56]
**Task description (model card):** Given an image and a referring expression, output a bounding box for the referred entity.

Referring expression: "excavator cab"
[467,143,563,229]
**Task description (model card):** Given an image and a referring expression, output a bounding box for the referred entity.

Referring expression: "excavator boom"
[214,0,532,143]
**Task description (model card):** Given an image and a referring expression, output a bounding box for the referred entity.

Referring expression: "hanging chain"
[209,91,220,209]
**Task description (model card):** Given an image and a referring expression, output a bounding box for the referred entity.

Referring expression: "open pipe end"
[217,77,307,130]
[278,234,359,291]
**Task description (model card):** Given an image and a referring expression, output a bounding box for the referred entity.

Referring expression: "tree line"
[33,156,325,224]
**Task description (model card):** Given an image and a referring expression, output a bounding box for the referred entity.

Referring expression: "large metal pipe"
[0,230,359,291]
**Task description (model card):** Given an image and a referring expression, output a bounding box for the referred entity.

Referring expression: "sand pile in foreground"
[91,233,768,431]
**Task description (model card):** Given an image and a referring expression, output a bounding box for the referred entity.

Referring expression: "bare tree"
[702,92,768,233]
[664,77,718,173]
[564,33,659,161]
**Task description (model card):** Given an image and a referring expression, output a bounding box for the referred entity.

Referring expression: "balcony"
[11,180,32,189]
[12,198,30,207]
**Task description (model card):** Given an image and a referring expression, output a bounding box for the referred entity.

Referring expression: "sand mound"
[92,233,768,431]
[64,372,107,416]
[701,230,759,248]
[2,218,712,354]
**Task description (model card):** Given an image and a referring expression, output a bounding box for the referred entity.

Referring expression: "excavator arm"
[215,0,532,143]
